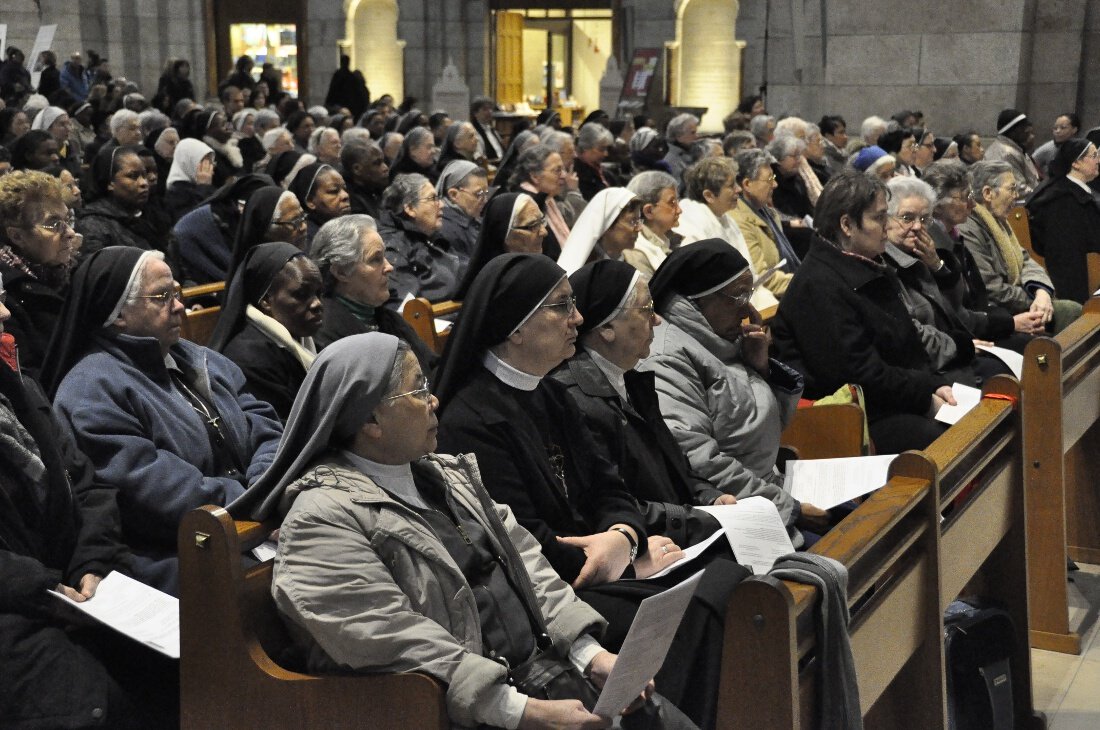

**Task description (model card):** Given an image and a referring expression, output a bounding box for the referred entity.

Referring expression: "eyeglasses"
[137,289,184,307]
[384,375,433,404]
[539,295,577,315]
[461,188,491,200]
[417,194,442,205]
[273,212,308,227]
[1076,147,1099,161]
[30,211,76,234]
[752,174,777,184]
[622,301,656,316]
[946,191,974,204]
[891,212,932,227]
[513,216,548,232]
[997,182,1025,195]
[618,215,643,228]
[715,289,752,307]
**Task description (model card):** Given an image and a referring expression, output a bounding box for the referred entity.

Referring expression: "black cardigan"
[220,322,306,422]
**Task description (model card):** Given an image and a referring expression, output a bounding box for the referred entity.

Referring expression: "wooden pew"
[179,282,225,347]
[1019,297,1100,654]
[402,298,462,355]
[717,376,1043,729]
[178,505,447,730]
[780,403,866,460]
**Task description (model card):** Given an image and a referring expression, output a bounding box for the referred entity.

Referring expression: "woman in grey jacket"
[230,332,694,730]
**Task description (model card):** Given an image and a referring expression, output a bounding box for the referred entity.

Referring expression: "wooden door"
[495,11,524,105]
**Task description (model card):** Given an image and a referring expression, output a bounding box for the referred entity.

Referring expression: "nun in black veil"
[434,253,747,728]
[452,191,547,300]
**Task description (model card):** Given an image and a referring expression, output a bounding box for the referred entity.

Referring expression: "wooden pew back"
[402,298,462,355]
[178,506,447,729]
[179,282,225,347]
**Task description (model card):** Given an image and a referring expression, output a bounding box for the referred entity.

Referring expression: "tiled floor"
[1030,562,1100,729]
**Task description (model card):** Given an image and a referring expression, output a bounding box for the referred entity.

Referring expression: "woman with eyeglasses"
[453,192,548,300]
[224,187,309,286]
[377,172,461,306]
[436,160,489,266]
[922,160,1035,351]
[1026,138,1100,303]
[288,161,351,250]
[729,149,800,299]
[0,170,82,376]
[75,145,159,260]
[959,160,1082,333]
[557,188,642,275]
[209,242,324,421]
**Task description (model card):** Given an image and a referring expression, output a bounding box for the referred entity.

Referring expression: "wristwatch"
[610,527,638,562]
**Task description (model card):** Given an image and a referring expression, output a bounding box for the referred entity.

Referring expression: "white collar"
[587,348,629,404]
[342,450,427,509]
[483,350,541,391]
[1067,174,1093,194]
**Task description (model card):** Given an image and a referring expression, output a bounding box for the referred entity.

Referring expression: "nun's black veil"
[226,186,287,285]
[453,192,524,300]
[433,253,565,412]
[648,238,751,310]
[208,242,305,352]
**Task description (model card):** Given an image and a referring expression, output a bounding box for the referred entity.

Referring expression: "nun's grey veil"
[228,332,402,521]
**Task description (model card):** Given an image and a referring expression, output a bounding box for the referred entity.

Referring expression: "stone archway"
[675,0,741,132]
[346,0,405,103]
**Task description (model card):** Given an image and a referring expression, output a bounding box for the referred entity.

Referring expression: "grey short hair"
[511,144,558,187]
[750,114,775,140]
[311,214,379,277]
[734,149,775,183]
[341,139,381,170]
[921,160,970,207]
[687,138,723,164]
[577,123,613,152]
[541,130,575,154]
[861,115,887,143]
[254,109,281,134]
[262,127,291,152]
[774,117,806,139]
[666,113,699,142]
[723,130,755,156]
[109,109,139,137]
[341,127,372,147]
[138,110,170,138]
[969,160,1015,196]
[382,173,430,215]
[886,176,936,215]
[626,170,678,205]
[683,156,738,202]
[766,135,805,160]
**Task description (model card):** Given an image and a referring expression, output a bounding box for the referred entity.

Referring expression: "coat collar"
[805,235,888,291]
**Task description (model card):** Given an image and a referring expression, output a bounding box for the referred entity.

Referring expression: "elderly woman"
[767,134,813,223]
[436,160,489,264]
[772,171,953,453]
[455,192,548,299]
[512,144,571,259]
[436,121,480,169]
[750,114,776,149]
[145,126,179,196]
[729,149,801,299]
[378,172,461,306]
[209,242,323,420]
[196,109,244,186]
[309,214,436,369]
[164,137,215,223]
[539,130,588,227]
[959,160,1081,333]
[0,171,81,375]
[388,126,439,183]
[287,161,350,248]
[878,127,918,177]
[1026,139,1100,303]
[955,132,985,166]
[575,123,614,201]
[229,332,695,729]
[233,109,265,173]
[629,128,671,175]
[308,126,342,167]
[662,114,699,181]
[76,145,160,258]
[922,160,1040,349]
[623,171,681,276]
[557,188,642,274]
[31,106,79,176]
[774,118,824,202]
[851,145,897,181]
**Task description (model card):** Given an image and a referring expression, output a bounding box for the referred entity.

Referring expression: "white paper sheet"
[592,570,705,719]
[640,529,725,580]
[52,571,180,659]
[784,454,898,510]
[697,497,795,575]
[976,344,1023,379]
[934,382,983,425]
[252,539,278,562]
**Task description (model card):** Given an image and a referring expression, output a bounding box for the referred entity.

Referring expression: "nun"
[44,247,282,593]
[228,332,694,729]
[144,126,179,197]
[226,187,308,282]
[75,145,158,258]
[31,105,79,176]
[287,161,351,249]
[434,254,746,727]
[557,187,642,275]
[164,137,215,223]
[436,159,489,264]
[453,192,547,300]
[636,240,827,544]
[209,242,324,420]
[387,126,439,183]
[435,120,480,169]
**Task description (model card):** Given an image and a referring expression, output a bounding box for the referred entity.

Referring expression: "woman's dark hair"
[819,115,846,136]
[85,144,144,202]
[285,110,313,135]
[877,128,913,155]
[953,132,980,152]
[813,169,888,245]
[10,130,54,170]
[736,95,764,114]
[1057,112,1081,131]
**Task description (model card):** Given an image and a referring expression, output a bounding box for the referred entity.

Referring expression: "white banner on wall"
[27,24,58,89]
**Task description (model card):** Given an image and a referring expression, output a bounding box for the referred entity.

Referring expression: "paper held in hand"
[698,496,795,575]
[934,382,983,425]
[784,454,898,510]
[592,570,705,719]
[52,571,180,659]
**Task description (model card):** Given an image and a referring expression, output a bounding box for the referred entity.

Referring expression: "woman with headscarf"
[1026,138,1100,303]
[308,126,342,167]
[75,145,161,259]
[309,214,436,371]
[536,109,562,130]
[145,126,179,197]
[629,128,672,175]
[494,129,539,192]
[436,160,489,265]
[31,106,80,176]
[434,254,743,727]
[287,161,351,249]
[228,332,695,729]
[234,109,265,173]
[454,192,547,299]
[436,121,480,169]
[557,188,642,275]
[395,108,428,135]
[164,137,215,223]
[222,186,308,285]
[209,242,323,420]
[387,126,439,183]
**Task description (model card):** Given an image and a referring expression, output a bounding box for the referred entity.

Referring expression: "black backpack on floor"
[944,599,1016,730]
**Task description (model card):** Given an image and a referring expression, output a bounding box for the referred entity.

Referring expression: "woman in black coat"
[1026,138,1100,303]
[387,126,439,183]
[76,146,161,259]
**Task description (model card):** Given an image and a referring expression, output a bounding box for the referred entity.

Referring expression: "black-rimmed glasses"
[513,216,548,232]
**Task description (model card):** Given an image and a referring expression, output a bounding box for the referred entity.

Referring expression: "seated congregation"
[2,76,1096,728]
